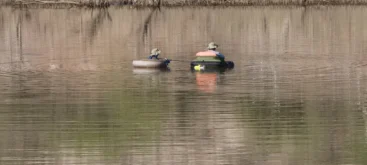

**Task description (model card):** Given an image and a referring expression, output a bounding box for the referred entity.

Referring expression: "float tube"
[190,51,234,71]
[132,59,171,68]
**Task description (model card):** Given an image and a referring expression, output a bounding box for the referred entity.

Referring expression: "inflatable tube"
[190,61,234,71]
[132,59,170,68]
[196,51,216,57]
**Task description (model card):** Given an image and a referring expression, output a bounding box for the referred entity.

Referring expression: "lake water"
[0,5,367,165]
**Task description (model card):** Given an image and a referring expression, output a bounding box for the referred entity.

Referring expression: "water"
[0,5,367,165]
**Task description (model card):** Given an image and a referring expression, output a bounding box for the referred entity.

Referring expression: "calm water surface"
[0,6,367,165]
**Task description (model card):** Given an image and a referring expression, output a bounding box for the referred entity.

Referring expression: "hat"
[150,48,161,55]
[207,42,218,49]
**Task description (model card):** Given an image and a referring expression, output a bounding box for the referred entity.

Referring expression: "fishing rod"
[168,59,191,62]
[144,58,191,62]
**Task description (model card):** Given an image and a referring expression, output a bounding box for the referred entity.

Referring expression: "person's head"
[151,48,161,56]
[207,42,218,50]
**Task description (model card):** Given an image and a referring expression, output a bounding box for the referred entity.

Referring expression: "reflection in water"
[87,9,112,44]
[195,71,218,93]
[132,67,170,74]
[0,6,367,165]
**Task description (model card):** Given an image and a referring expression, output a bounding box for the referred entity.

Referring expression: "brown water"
[0,6,367,165]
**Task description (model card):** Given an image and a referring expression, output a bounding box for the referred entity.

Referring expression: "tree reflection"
[87,9,112,44]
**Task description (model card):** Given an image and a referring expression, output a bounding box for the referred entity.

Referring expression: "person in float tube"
[148,48,161,60]
[148,48,171,65]
[207,42,225,62]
